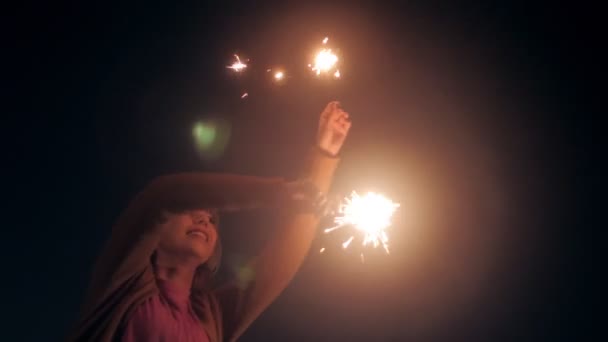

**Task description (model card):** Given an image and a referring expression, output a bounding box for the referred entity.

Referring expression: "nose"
[191,211,211,226]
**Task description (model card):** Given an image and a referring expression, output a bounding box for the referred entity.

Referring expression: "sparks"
[227,54,247,72]
[240,92,248,99]
[274,71,284,80]
[342,236,355,249]
[334,69,341,78]
[319,247,326,253]
[310,37,339,76]
[311,49,338,75]
[325,191,399,254]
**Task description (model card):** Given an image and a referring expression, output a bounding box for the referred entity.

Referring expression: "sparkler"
[227,54,247,72]
[310,37,340,77]
[324,191,400,254]
[274,71,284,81]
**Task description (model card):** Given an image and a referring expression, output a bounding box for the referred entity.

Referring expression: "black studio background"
[5,1,596,341]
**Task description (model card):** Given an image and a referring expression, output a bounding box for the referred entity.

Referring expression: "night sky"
[6,1,593,341]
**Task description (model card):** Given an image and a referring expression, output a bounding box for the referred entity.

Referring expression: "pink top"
[121,279,210,342]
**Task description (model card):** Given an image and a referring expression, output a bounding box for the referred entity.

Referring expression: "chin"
[187,244,212,263]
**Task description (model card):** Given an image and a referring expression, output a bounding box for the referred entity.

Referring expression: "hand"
[317,101,352,156]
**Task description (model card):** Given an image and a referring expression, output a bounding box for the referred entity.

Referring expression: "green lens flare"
[192,119,231,161]
[193,122,217,148]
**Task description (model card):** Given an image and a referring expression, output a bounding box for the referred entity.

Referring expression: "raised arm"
[217,101,352,341]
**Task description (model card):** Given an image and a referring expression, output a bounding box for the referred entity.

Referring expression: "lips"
[187,228,210,242]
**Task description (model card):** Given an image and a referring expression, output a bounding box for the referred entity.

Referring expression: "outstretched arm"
[217,101,352,341]
[85,173,305,302]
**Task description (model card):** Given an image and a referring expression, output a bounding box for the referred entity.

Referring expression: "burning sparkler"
[310,37,340,77]
[227,54,247,72]
[324,191,400,254]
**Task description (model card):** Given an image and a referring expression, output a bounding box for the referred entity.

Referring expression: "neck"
[154,251,199,290]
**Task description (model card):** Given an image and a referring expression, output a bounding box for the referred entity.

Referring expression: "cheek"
[157,216,190,244]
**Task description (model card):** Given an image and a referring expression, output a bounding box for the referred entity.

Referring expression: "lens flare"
[324,191,399,254]
[192,119,232,161]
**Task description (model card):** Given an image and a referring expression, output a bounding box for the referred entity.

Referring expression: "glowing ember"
[274,71,284,80]
[241,92,248,99]
[227,54,247,72]
[325,191,399,254]
[322,36,329,44]
[320,247,326,253]
[334,69,341,78]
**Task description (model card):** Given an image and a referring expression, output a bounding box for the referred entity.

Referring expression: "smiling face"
[156,209,219,266]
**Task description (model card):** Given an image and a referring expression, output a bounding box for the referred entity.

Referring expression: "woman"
[69,101,351,341]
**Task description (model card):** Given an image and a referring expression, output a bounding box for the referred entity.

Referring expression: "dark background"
[5,1,595,341]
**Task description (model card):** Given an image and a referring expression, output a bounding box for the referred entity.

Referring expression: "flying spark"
[274,71,284,80]
[325,191,400,254]
[334,70,341,78]
[322,36,329,44]
[227,54,247,72]
[342,236,355,249]
[241,92,248,99]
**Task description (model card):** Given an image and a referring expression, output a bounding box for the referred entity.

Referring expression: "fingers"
[319,100,351,138]
[319,100,341,126]
[331,109,351,134]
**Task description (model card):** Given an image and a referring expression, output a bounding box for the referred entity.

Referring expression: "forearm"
[220,147,339,340]
[251,147,338,291]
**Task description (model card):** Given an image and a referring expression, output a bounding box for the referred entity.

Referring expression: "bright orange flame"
[310,37,340,77]
[325,191,399,254]
[311,49,338,75]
